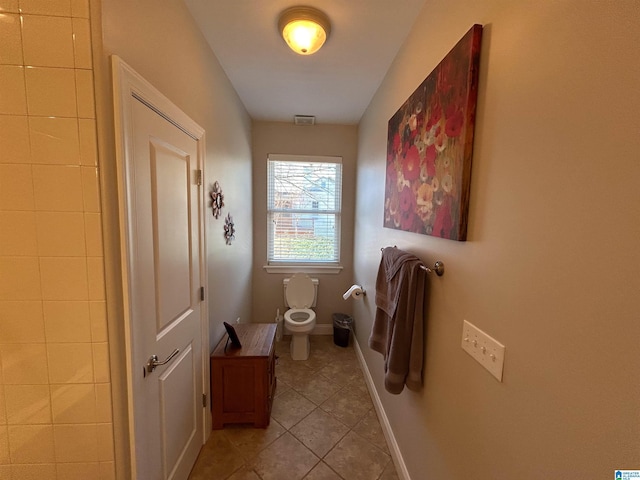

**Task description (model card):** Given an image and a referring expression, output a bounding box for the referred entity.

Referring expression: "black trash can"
[333,313,353,347]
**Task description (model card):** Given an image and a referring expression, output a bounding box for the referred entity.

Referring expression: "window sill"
[263,265,343,274]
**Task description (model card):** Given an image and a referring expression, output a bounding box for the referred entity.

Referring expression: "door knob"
[145,348,179,376]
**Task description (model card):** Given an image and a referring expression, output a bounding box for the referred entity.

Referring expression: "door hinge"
[199,286,205,301]
[202,393,207,408]
[195,169,202,186]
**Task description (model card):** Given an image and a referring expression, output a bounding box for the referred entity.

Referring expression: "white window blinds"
[267,154,342,264]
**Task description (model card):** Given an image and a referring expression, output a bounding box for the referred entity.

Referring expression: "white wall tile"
[43,301,91,343]
[81,166,100,212]
[46,343,93,383]
[21,15,73,68]
[0,0,18,13]
[78,118,97,166]
[0,115,30,164]
[94,383,112,423]
[56,462,99,480]
[53,424,98,462]
[70,0,88,18]
[91,343,109,383]
[0,257,41,301]
[0,164,34,210]
[86,257,104,300]
[18,0,71,16]
[96,423,113,461]
[0,344,48,384]
[0,386,5,425]
[88,300,107,343]
[25,67,76,117]
[0,65,26,114]
[39,257,88,301]
[98,461,115,480]
[72,18,92,69]
[50,384,95,423]
[74,69,95,119]
[4,385,51,424]
[32,165,83,212]
[36,212,86,256]
[84,213,103,257]
[0,301,45,343]
[7,425,55,463]
[0,426,7,464]
[9,463,56,479]
[0,211,37,256]
[0,2,113,474]
[29,116,80,165]
[0,13,22,65]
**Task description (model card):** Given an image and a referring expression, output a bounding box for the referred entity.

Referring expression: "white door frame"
[111,55,211,477]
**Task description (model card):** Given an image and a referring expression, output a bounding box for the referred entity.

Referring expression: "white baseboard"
[353,337,410,480]
[312,323,333,335]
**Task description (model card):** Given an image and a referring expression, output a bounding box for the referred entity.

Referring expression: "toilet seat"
[284,308,316,328]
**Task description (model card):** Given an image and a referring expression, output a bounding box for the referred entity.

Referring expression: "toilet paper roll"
[342,284,365,300]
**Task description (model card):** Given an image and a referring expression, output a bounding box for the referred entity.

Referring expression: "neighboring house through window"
[266,154,342,273]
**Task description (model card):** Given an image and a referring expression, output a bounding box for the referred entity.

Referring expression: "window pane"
[269,212,339,262]
[269,161,341,212]
[267,155,342,264]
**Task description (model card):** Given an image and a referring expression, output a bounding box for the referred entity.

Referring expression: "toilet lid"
[285,274,314,308]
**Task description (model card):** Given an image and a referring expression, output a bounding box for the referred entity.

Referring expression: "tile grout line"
[191,336,397,480]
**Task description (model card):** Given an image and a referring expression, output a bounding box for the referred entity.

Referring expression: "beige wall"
[252,122,357,327]
[0,0,114,477]
[353,1,640,478]
[98,0,254,477]
[100,0,253,350]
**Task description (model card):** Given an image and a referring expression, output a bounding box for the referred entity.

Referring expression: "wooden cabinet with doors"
[210,323,277,429]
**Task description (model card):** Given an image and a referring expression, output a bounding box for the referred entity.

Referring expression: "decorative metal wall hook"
[210,181,224,219]
[224,213,235,245]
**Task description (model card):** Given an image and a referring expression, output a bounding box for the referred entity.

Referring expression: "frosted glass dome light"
[278,6,331,55]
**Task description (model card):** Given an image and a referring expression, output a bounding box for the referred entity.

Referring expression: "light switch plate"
[461,320,505,381]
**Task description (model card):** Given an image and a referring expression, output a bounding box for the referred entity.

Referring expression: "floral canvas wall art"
[384,25,483,241]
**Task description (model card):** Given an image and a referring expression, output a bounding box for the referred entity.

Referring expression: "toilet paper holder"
[343,284,365,300]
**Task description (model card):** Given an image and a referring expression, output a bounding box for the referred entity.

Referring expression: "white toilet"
[283,274,318,360]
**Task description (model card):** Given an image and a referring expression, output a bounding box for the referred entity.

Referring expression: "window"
[267,154,342,270]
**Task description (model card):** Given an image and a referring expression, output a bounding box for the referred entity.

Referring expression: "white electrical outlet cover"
[461,320,505,382]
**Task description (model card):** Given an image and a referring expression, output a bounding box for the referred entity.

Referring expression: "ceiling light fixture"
[278,6,331,55]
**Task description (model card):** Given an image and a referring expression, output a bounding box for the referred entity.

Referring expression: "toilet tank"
[283,277,319,308]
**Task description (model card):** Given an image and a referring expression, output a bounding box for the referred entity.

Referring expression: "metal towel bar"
[380,247,445,276]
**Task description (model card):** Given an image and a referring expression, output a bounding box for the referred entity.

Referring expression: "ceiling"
[182,0,426,125]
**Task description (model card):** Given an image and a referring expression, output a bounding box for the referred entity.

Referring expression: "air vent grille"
[294,115,316,126]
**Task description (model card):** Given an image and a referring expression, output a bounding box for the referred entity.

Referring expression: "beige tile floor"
[189,335,400,480]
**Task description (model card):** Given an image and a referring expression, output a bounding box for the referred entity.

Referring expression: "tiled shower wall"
[0,0,115,478]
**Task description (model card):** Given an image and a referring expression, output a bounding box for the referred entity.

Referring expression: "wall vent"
[294,115,315,126]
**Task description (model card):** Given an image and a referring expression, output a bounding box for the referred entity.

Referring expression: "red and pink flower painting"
[384,25,483,241]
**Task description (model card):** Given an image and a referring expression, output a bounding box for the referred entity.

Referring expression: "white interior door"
[112,56,208,480]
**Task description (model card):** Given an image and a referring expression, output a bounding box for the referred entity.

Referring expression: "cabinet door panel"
[222,364,255,413]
